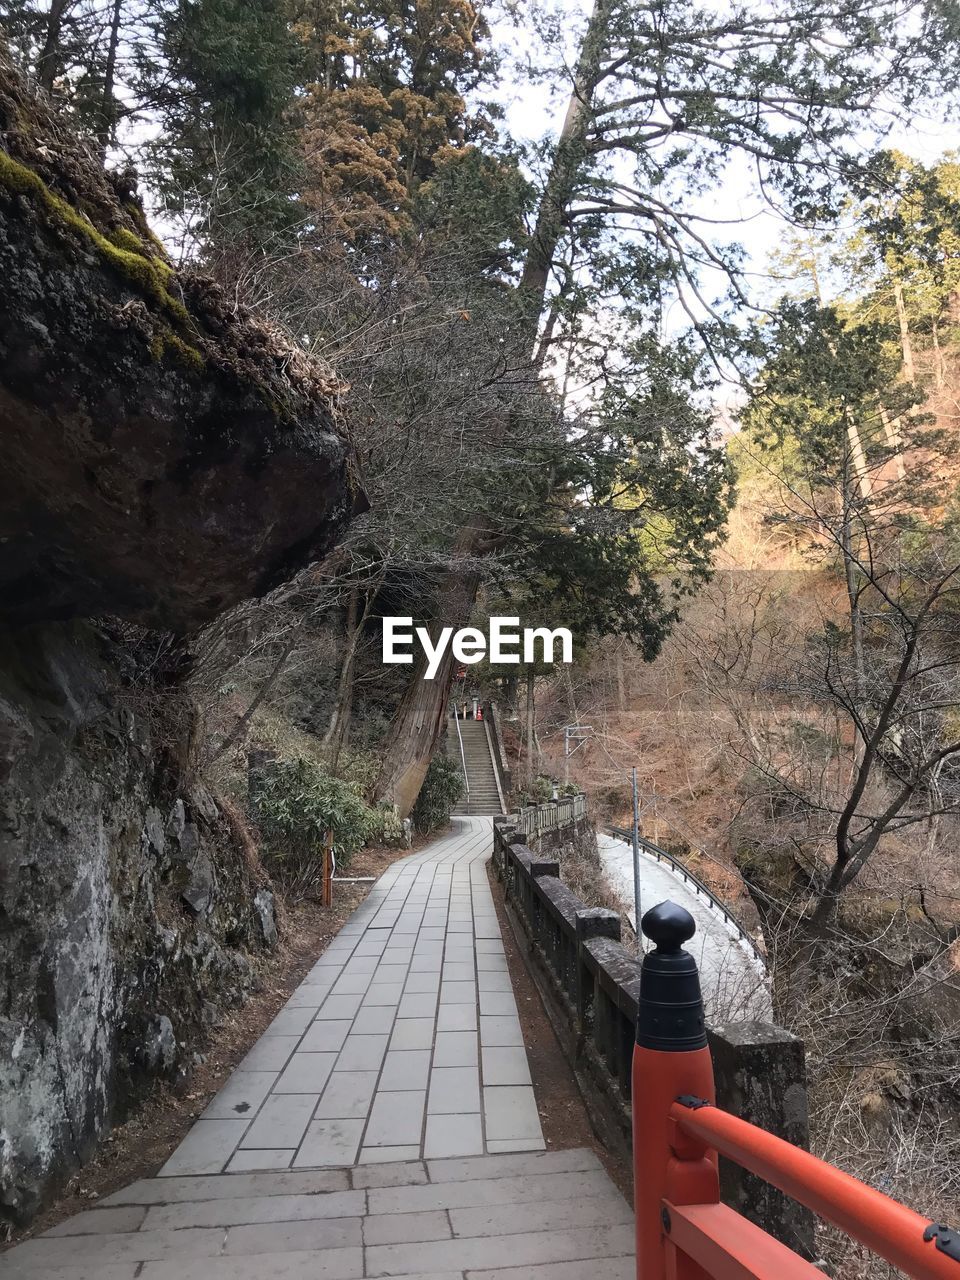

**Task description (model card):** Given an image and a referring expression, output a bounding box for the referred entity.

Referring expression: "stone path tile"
[237,1036,300,1071]
[423,1113,484,1159]
[202,1071,278,1120]
[422,1148,597,1181]
[367,1168,616,1215]
[364,1222,635,1275]
[295,1119,365,1167]
[337,1033,389,1071]
[389,1018,435,1051]
[274,1052,337,1094]
[241,1095,318,1149]
[428,1066,481,1114]
[313,1071,379,1119]
[226,1149,296,1172]
[483,1086,542,1142]
[364,1090,427,1147]
[44,1207,147,1236]
[379,1049,431,1091]
[103,1168,350,1204]
[475,1260,634,1280]
[286,986,331,1006]
[142,1188,363,1231]
[487,1137,547,1153]
[362,1208,451,1245]
[159,1119,250,1176]
[265,1007,317,1036]
[481,1047,532,1086]
[140,1249,365,1279]
[223,1218,361,1254]
[357,1144,421,1164]
[300,1020,352,1052]
[479,1015,523,1047]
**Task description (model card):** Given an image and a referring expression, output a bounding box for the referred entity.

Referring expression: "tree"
[842,152,960,389]
[294,0,496,245]
[1,0,151,145]
[738,296,960,927]
[374,0,960,814]
[143,0,302,248]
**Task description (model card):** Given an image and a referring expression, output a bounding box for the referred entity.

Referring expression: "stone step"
[99,1149,604,1206]
[4,1152,630,1278]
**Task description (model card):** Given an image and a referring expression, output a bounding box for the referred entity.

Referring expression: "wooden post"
[321,830,333,907]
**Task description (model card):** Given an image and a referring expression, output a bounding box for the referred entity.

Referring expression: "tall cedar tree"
[294,0,495,244]
[145,0,302,244]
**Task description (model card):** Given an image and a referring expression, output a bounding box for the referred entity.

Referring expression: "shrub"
[256,755,378,894]
[374,803,407,846]
[412,754,464,834]
[517,774,556,805]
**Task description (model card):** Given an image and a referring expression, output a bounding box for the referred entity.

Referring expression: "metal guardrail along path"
[608,823,764,964]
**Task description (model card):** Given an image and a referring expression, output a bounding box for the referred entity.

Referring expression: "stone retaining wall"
[493,817,814,1255]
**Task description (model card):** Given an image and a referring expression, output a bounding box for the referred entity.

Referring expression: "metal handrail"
[482,716,507,812]
[482,702,511,805]
[607,824,765,964]
[452,710,470,814]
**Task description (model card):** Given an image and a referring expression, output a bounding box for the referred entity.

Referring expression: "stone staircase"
[447,717,503,816]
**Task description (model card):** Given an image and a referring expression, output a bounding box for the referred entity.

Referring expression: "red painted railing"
[632,902,959,1280]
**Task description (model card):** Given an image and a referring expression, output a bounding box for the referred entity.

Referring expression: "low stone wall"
[483,702,512,800]
[493,817,814,1255]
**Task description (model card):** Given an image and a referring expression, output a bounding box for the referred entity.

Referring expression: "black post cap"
[642,901,697,952]
[636,901,706,1051]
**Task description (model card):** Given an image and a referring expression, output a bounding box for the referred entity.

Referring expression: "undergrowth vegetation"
[411,754,464,835]
[255,755,378,895]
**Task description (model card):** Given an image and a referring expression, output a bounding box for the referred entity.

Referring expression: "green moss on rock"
[147,325,204,372]
[0,148,193,331]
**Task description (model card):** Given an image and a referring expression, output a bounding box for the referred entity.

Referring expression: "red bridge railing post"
[632,901,717,1280]
[631,903,960,1280]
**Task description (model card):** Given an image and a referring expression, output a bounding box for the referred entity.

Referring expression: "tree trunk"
[525,668,536,787]
[371,641,456,817]
[840,467,866,713]
[97,0,123,152]
[845,418,872,501]
[38,0,71,94]
[519,0,612,324]
[932,317,945,389]
[502,672,518,715]
[372,556,481,816]
[207,622,306,766]
[324,587,362,770]
[370,2,614,807]
[615,642,627,712]
[878,404,906,480]
[892,277,916,383]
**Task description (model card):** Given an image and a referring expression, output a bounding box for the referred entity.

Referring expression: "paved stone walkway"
[5,817,635,1278]
[162,817,544,1172]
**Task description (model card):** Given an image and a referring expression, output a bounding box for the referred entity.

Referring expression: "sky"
[486,0,960,308]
